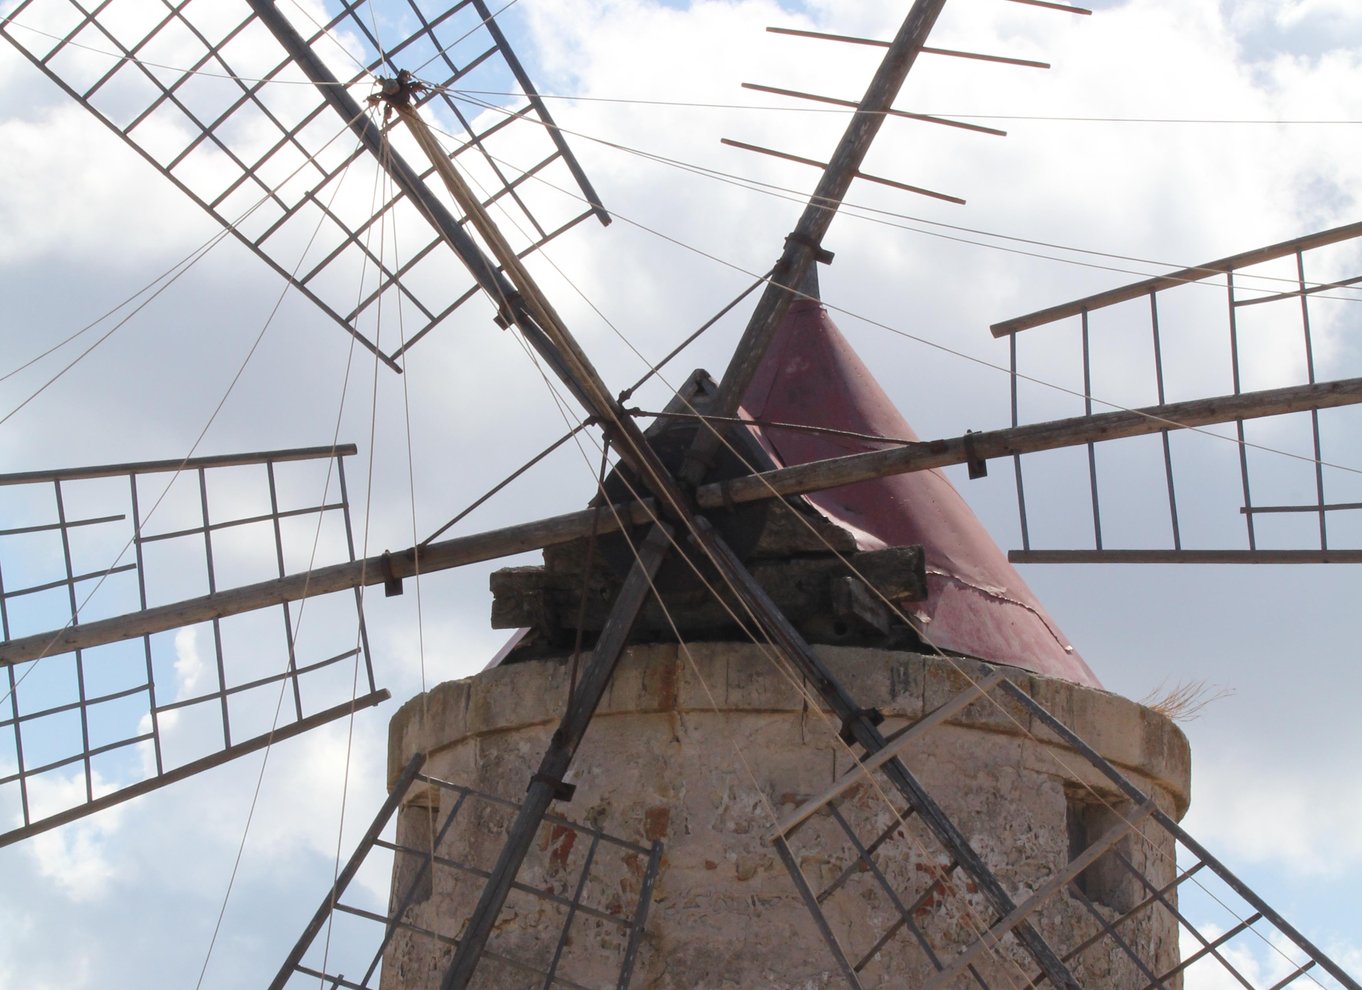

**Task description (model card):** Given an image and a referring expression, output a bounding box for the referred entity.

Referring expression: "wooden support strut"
[440,525,674,990]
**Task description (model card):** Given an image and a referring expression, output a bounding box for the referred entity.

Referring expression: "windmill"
[2,0,1362,985]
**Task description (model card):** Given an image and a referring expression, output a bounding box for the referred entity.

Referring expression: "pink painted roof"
[740,298,1099,687]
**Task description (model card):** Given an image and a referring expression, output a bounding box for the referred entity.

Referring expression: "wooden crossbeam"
[6,376,1358,666]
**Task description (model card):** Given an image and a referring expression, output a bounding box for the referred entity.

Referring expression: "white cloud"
[1272,0,1362,30]
[1184,759,1362,877]
[23,770,125,902]
[165,626,208,708]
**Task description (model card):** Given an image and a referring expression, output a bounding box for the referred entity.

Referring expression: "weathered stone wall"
[382,645,1190,989]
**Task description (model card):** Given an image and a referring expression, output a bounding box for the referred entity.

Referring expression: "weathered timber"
[394,102,702,532]
[741,82,1007,136]
[992,219,1362,336]
[1,689,389,848]
[699,0,950,429]
[721,138,964,204]
[765,25,1050,68]
[268,752,425,990]
[489,545,926,644]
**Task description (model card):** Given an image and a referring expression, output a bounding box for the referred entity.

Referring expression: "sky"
[1,0,1361,986]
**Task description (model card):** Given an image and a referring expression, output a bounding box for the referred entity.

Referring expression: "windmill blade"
[992,221,1362,563]
[0,445,385,847]
[0,0,606,372]
[268,753,663,990]
[770,664,1361,990]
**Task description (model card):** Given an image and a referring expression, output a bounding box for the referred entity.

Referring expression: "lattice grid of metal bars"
[272,754,663,990]
[999,223,1362,564]
[0,445,382,847]
[0,0,607,371]
[769,665,1360,990]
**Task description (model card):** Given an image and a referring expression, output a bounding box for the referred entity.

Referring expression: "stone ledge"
[388,644,1190,816]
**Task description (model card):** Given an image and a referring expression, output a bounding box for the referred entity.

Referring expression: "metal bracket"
[784,231,835,265]
[839,707,885,745]
[963,429,988,479]
[530,772,577,803]
[381,550,404,597]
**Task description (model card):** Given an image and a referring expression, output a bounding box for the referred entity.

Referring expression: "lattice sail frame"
[770,663,1360,990]
[0,445,383,847]
[997,222,1362,563]
[0,0,607,371]
[272,754,663,990]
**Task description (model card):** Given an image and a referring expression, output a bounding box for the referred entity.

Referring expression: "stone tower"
[379,299,1191,988]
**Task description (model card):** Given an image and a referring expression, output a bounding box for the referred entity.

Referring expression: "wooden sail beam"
[9,376,1355,667]
[765,25,1051,69]
[441,526,674,988]
[246,0,599,399]
[701,375,1362,507]
[0,501,658,666]
[991,219,1362,336]
[0,444,358,487]
[741,82,1007,137]
[388,100,709,540]
[720,137,965,205]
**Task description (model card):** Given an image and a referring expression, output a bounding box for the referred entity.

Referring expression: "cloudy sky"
[1,0,1360,986]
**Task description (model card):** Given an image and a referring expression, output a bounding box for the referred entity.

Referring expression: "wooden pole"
[391,103,702,535]
[702,0,950,426]
[699,375,1362,508]
[6,375,1356,666]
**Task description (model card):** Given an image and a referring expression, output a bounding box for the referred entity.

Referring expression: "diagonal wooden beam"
[701,0,950,431]
[440,525,673,989]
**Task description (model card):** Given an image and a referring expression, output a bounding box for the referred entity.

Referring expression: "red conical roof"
[740,298,1099,687]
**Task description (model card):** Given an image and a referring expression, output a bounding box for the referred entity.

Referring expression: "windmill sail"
[771,663,1361,990]
[0,445,383,846]
[995,221,1362,563]
[268,754,664,990]
[0,0,606,371]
